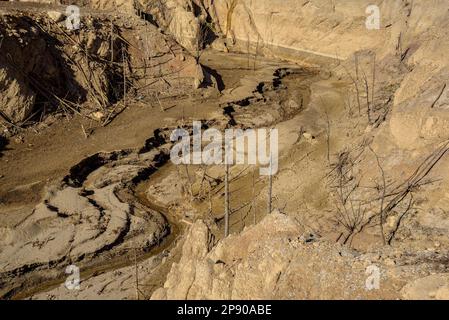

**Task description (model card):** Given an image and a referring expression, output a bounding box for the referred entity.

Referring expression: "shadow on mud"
[201,65,226,92]
[0,135,8,158]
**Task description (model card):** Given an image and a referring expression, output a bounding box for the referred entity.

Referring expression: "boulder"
[401,274,449,300]
[47,11,64,23]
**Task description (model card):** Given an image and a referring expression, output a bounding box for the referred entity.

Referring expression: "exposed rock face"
[0,14,121,123]
[15,0,134,13]
[152,214,401,300]
[0,17,49,123]
[166,1,201,52]
[0,8,204,123]
[89,0,134,12]
[14,0,59,4]
[0,68,36,123]
[138,0,202,52]
[153,213,449,300]
[147,0,449,151]
[46,10,64,22]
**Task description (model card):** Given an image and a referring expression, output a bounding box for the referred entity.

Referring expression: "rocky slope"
[120,0,449,192]
[162,1,449,145]
[2,0,449,300]
[152,214,449,299]
[143,0,449,300]
[0,3,203,125]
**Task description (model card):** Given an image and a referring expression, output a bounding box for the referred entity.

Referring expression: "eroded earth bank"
[1,0,449,300]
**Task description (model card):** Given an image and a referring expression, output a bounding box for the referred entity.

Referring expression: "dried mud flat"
[2,1,449,300]
[0,7,316,297]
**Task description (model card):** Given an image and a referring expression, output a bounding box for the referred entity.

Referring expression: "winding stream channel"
[1,51,325,299]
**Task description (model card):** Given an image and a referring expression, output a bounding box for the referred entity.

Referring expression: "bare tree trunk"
[372,53,376,106]
[362,72,371,123]
[325,110,331,163]
[378,171,387,246]
[122,46,126,110]
[397,32,402,57]
[344,59,361,116]
[252,170,256,224]
[208,180,213,218]
[110,21,114,65]
[370,147,387,245]
[134,248,139,300]
[253,34,260,71]
[184,164,193,199]
[267,157,273,214]
[247,33,250,69]
[224,164,230,237]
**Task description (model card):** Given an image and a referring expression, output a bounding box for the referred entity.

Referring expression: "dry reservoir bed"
[0,16,318,298]
[2,1,449,300]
